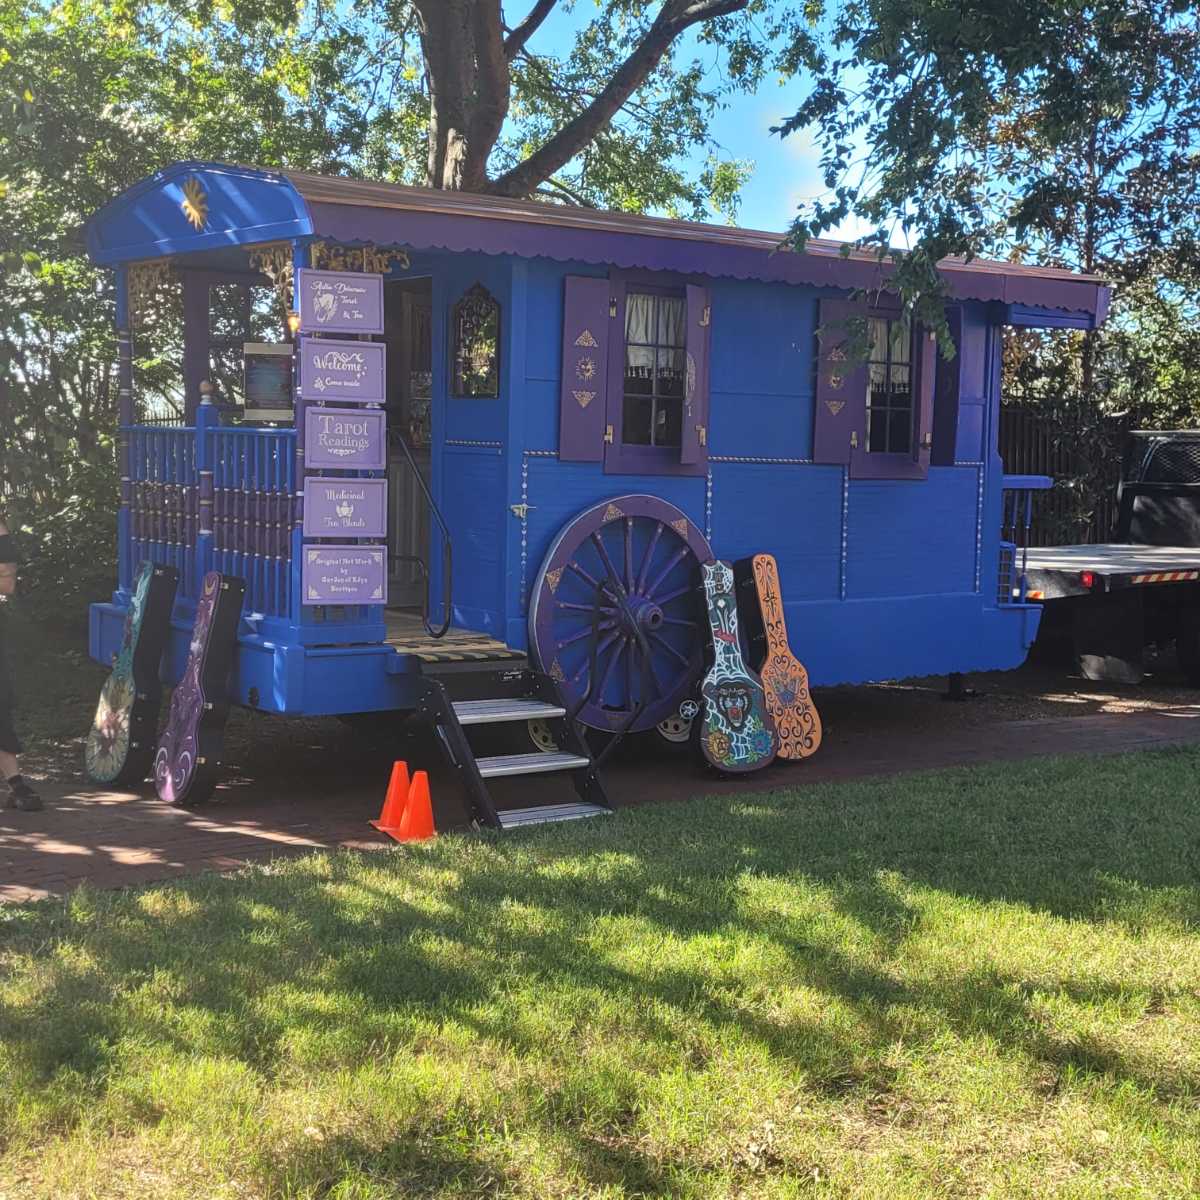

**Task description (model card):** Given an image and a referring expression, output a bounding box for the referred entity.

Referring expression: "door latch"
[696,425,707,447]
[850,430,859,449]
[604,424,614,444]
[509,503,536,519]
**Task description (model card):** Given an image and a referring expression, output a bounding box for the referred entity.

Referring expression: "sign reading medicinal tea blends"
[304,407,386,470]
[303,478,388,538]
[302,545,386,605]
[299,336,385,403]
[297,268,384,334]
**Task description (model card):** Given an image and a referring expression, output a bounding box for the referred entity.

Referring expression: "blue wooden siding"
[488,254,1029,679]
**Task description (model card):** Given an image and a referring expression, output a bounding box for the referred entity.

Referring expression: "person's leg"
[0,667,39,812]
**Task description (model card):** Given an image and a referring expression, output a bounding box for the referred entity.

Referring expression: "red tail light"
[1079,570,1096,589]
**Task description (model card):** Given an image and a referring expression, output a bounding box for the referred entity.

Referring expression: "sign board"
[304,407,386,470]
[297,268,384,334]
[303,477,388,538]
[302,545,386,605]
[243,343,293,421]
[299,336,385,403]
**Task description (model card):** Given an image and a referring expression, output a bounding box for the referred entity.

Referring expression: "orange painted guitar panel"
[751,553,822,759]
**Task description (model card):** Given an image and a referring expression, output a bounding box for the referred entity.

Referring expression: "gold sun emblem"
[180,176,208,231]
[576,356,596,381]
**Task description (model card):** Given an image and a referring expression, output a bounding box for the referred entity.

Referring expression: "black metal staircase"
[410,662,611,830]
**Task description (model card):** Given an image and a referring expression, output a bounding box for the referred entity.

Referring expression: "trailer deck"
[1025,544,1200,599]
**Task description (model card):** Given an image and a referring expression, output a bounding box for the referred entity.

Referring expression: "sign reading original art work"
[302,545,386,605]
[297,268,384,334]
[303,478,388,538]
[299,336,385,403]
[304,407,387,470]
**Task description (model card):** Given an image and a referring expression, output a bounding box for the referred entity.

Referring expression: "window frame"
[619,283,688,453]
[602,270,710,478]
[450,281,501,399]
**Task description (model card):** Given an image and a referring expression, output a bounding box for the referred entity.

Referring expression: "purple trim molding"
[308,201,1110,319]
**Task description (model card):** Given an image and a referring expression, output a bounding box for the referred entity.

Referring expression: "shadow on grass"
[3,745,1200,1190]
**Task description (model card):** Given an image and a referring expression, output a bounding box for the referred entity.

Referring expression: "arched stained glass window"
[451,283,500,398]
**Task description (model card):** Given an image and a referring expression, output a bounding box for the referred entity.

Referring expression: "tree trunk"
[412,0,748,197]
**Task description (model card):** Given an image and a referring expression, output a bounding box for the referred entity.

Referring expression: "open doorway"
[384,277,433,609]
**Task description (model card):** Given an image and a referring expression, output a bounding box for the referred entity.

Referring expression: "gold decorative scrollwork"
[126,259,177,329]
[247,241,294,308]
[309,240,411,275]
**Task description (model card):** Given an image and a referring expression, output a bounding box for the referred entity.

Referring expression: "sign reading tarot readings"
[302,545,386,605]
[303,478,387,538]
[299,337,385,403]
[297,268,385,334]
[304,408,386,470]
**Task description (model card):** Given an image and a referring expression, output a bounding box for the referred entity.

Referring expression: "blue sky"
[525,4,870,238]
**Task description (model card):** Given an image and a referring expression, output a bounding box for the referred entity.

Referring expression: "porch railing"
[122,405,297,620]
[999,474,1053,603]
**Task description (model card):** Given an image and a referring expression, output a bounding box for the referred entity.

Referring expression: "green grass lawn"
[3,749,1200,1199]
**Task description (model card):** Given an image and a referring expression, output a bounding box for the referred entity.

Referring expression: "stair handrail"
[391,430,453,638]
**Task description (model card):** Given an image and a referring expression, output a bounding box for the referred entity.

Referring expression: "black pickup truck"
[1024,431,1200,684]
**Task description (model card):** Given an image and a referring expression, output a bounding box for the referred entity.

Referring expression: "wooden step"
[452,698,566,725]
[475,751,590,778]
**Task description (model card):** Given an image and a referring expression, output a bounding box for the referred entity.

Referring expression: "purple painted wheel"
[528,495,712,733]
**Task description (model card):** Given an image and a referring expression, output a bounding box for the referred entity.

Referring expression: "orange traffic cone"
[396,770,436,842]
[370,760,410,838]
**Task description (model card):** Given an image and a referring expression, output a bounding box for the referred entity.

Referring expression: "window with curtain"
[866,315,913,453]
[622,290,685,447]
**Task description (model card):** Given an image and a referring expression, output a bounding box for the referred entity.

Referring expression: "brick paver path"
[5,705,1200,904]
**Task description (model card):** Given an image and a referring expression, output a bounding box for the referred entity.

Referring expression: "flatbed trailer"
[1025,544,1200,684]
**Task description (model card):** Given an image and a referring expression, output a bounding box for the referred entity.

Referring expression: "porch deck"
[384,609,524,663]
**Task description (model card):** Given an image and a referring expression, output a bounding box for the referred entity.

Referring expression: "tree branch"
[504,0,558,61]
[489,0,748,198]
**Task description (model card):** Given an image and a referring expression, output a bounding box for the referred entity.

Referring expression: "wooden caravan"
[83,162,1109,820]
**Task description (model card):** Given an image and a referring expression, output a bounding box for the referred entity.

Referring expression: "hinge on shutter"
[850,430,859,449]
[696,425,707,447]
[700,305,711,327]
[604,424,614,444]
[920,432,933,450]
[509,503,536,519]
[609,297,617,318]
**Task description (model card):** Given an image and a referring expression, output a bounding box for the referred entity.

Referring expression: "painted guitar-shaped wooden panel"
[85,561,179,786]
[154,571,245,807]
[696,559,778,773]
[741,553,822,759]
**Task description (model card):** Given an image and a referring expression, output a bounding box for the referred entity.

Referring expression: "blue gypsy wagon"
[83,162,1110,824]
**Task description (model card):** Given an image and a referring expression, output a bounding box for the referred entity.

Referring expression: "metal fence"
[999,403,1123,545]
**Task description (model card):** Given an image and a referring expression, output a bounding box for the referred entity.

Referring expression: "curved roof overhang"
[85,162,313,265]
[85,161,1111,327]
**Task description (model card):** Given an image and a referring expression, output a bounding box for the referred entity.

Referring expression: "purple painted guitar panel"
[154,571,245,807]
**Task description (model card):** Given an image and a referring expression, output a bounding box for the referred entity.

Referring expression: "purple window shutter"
[559,275,611,462]
[680,283,711,466]
[813,298,868,465]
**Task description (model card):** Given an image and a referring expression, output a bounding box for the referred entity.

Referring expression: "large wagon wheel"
[528,495,712,734]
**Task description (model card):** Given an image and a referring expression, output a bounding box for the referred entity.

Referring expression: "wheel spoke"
[568,631,620,688]
[629,634,666,697]
[596,638,626,703]
[624,518,633,590]
[590,531,626,598]
[558,621,615,651]
[636,521,663,593]
[567,560,615,600]
[660,616,697,629]
[649,630,690,668]
[555,600,616,615]
[645,546,689,597]
[655,583,693,606]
